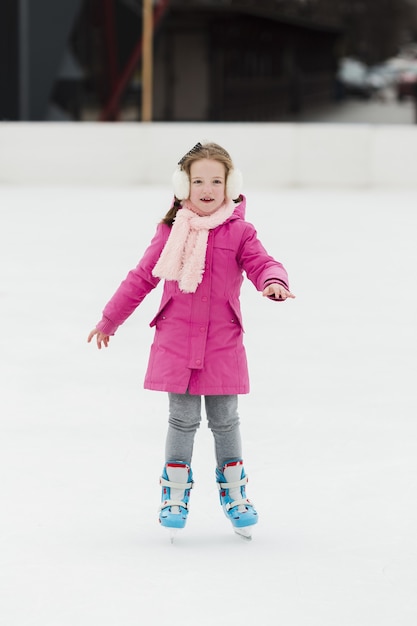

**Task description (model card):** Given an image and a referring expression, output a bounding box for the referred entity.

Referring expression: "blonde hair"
[180,142,234,179]
[161,142,237,226]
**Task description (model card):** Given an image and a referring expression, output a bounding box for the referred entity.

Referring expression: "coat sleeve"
[96,223,169,335]
[237,222,290,293]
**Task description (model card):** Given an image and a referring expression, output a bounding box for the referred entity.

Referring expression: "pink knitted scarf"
[152,199,235,293]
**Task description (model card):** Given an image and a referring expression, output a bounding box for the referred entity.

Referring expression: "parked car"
[336,58,371,99]
[366,64,394,91]
[384,56,414,83]
[396,65,417,101]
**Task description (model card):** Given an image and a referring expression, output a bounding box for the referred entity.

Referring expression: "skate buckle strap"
[159,476,194,490]
[159,499,189,512]
[217,476,248,490]
[224,498,252,512]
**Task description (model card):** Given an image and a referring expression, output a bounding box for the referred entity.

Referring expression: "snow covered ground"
[1,184,416,625]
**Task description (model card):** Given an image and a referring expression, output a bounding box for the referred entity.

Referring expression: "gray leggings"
[165,392,242,469]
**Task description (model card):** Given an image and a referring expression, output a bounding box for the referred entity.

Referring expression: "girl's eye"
[192,179,202,184]
[213,179,223,184]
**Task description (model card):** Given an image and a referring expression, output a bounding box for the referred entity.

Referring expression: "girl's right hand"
[87,328,110,349]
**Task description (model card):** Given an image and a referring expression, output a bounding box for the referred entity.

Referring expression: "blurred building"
[1,0,415,122]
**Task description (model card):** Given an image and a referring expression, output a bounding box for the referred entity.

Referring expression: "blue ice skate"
[159,461,194,532]
[216,459,258,539]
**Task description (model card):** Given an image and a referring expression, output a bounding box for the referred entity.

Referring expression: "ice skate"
[216,459,258,540]
[159,461,194,540]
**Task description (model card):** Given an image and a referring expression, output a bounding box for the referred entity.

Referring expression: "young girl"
[88,142,294,540]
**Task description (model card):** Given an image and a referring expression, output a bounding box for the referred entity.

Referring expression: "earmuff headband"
[172,166,243,201]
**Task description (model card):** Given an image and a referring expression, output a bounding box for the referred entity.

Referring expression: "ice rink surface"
[1,184,416,625]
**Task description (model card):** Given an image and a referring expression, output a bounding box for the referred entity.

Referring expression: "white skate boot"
[216,459,258,540]
[159,461,194,542]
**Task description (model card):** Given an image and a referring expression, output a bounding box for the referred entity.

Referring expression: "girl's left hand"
[262,284,296,300]
[87,328,111,349]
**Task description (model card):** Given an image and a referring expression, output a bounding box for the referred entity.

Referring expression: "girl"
[88,142,294,540]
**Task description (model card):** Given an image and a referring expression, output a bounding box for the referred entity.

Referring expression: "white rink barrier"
[1,122,417,188]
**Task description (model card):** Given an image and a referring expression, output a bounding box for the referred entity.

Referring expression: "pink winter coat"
[96,197,289,395]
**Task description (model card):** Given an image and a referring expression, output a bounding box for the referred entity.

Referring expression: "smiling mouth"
[200,197,213,202]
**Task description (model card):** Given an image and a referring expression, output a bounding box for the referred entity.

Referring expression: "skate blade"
[168,528,179,544]
[234,527,252,541]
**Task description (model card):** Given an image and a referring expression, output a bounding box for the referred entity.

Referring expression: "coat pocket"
[228,299,245,332]
[149,296,173,328]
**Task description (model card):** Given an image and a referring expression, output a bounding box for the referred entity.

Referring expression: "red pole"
[99,0,170,122]
[103,0,118,89]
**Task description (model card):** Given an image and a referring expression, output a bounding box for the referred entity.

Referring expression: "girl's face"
[188,158,226,215]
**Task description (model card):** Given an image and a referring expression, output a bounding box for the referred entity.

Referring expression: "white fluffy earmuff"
[172,166,243,201]
[172,167,190,201]
[226,168,243,201]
